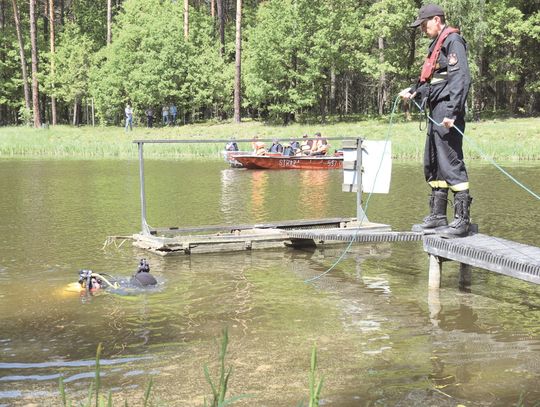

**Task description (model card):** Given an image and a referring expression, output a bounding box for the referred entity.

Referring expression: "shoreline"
[0,117,538,161]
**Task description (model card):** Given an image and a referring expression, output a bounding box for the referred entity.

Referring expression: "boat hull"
[223,150,251,168]
[233,155,343,170]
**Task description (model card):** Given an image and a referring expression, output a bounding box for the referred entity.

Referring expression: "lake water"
[0,159,538,406]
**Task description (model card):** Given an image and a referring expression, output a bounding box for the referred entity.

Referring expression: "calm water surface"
[0,159,538,406]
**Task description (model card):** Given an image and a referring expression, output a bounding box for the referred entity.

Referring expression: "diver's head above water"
[131,259,157,287]
[136,258,151,274]
[78,269,103,291]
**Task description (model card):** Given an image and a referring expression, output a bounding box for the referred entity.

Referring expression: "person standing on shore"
[169,104,177,126]
[145,108,154,128]
[162,105,169,126]
[400,4,472,237]
[124,104,133,132]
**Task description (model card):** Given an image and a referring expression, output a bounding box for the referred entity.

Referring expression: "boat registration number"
[279,159,301,167]
[278,159,340,167]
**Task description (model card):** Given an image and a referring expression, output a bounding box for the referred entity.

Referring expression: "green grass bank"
[0,117,538,160]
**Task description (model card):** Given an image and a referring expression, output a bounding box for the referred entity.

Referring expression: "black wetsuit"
[131,272,157,287]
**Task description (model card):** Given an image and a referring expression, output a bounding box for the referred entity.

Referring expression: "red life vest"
[419,27,460,83]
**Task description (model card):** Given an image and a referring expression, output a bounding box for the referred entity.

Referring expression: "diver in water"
[130,259,157,287]
[77,259,157,293]
[79,269,119,293]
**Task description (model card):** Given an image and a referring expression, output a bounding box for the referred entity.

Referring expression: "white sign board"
[343,140,392,194]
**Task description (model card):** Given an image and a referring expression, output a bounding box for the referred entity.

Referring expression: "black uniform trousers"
[424,98,469,191]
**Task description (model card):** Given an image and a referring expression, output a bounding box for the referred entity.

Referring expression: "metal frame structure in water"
[131,137,385,255]
[133,137,369,236]
[131,138,540,287]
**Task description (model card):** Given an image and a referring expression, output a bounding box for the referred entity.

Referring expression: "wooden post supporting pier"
[459,263,472,289]
[424,231,540,288]
[428,254,472,289]
[427,288,441,327]
[428,254,442,289]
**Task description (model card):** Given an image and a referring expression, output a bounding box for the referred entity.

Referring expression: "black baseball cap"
[410,4,445,27]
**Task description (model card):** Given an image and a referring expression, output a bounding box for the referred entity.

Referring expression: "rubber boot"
[412,189,448,232]
[439,191,472,238]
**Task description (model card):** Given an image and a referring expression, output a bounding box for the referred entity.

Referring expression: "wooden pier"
[132,218,394,255]
[423,233,540,287]
[282,227,540,286]
[131,223,540,286]
[283,228,540,286]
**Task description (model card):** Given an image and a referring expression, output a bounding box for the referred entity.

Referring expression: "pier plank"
[423,234,540,284]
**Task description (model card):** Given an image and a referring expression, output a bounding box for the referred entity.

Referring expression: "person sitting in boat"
[225,139,239,151]
[299,134,312,155]
[252,136,266,155]
[310,139,329,156]
[282,142,295,156]
[310,132,327,155]
[268,139,283,154]
[290,140,300,153]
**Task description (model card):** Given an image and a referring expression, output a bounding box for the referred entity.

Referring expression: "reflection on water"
[249,170,269,222]
[298,170,331,215]
[427,288,540,405]
[220,168,335,225]
[0,160,539,406]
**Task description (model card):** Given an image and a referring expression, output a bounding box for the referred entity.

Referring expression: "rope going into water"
[411,99,540,201]
[304,96,401,283]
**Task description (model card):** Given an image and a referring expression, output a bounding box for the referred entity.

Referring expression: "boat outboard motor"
[130,259,157,287]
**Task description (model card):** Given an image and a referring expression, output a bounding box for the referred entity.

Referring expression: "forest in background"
[0,0,538,127]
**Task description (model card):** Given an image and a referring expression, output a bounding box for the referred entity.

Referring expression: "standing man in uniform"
[400,4,472,237]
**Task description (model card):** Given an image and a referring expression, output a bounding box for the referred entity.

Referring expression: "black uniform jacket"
[413,29,471,121]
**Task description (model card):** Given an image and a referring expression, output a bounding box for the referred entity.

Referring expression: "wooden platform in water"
[132,218,392,255]
[128,213,540,286]
[423,233,540,285]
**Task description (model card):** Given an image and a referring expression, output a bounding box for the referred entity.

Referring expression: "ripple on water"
[0,161,539,406]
